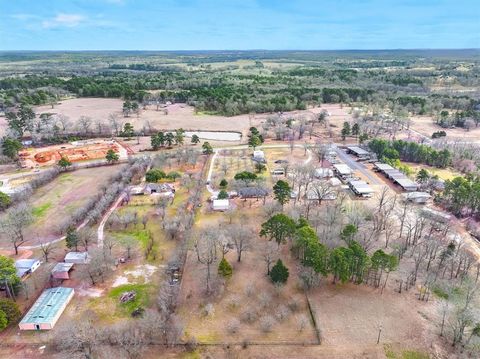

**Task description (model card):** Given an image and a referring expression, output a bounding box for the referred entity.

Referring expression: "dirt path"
[96,192,126,248]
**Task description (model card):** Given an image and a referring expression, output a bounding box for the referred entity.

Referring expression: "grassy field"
[405,162,461,181]
[178,205,318,345]
[0,165,124,246]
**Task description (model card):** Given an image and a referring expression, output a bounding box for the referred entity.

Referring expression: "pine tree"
[270,259,289,284]
[218,258,233,278]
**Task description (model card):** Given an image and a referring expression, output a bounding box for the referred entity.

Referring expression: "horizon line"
[1,48,479,53]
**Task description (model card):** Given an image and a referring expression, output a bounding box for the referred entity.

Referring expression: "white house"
[213,199,230,211]
[15,259,41,279]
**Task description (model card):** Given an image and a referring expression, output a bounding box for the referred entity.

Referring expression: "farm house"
[19,287,74,330]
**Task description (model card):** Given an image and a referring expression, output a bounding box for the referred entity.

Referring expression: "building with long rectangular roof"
[19,287,74,330]
[346,146,370,159]
[333,164,353,178]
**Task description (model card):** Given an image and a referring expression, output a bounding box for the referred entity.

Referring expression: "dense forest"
[0,50,479,117]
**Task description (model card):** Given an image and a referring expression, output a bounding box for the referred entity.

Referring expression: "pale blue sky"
[0,0,478,50]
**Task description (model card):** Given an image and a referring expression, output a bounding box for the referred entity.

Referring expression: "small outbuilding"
[403,191,431,204]
[52,262,74,280]
[129,185,145,195]
[64,252,89,264]
[19,287,74,330]
[144,183,174,196]
[271,168,285,176]
[314,168,334,179]
[238,187,269,199]
[15,259,41,279]
[212,199,230,211]
[252,150,265,162]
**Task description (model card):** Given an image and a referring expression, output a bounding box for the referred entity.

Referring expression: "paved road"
[334,147,381,185]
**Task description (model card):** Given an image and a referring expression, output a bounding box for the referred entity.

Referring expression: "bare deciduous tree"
[261,241,278,275]
[0,202,33,255]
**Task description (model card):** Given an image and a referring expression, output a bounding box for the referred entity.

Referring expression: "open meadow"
[0,165,124,246]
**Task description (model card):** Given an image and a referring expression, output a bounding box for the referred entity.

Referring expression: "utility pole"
[377,325,383,344]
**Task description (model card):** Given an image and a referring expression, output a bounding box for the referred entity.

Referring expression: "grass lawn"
[405,163,461,181]
[32,202,52,218]
[108,283,151,315]
[0,165,123,245]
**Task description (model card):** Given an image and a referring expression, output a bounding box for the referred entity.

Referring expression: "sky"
[0,0,479,51]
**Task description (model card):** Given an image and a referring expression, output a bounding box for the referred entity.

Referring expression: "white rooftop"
[333,164,352,175]
[349,180,374,194]
[395,178,418,189]
[374,162,395,171]
[347,146,370,156]
[314,168,333,178]
[404,191,431,199]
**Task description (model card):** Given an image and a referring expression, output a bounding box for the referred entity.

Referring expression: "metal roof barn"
[394,178,418,191]
[348,180,374,197]
[333,164,353,176]
[373,163,395,172]
[19,287,74,330]
[347,146,370,156]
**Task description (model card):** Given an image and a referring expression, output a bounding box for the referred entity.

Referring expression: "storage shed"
[403,192,432,204]
[64,252,89,264]
[253,150,265,162]
[212,199,230,211]
[314,168,334,178]
[52,262,74,280]
[19,287,74,330]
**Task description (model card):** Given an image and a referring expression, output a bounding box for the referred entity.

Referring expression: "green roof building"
[19,287,74,330]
